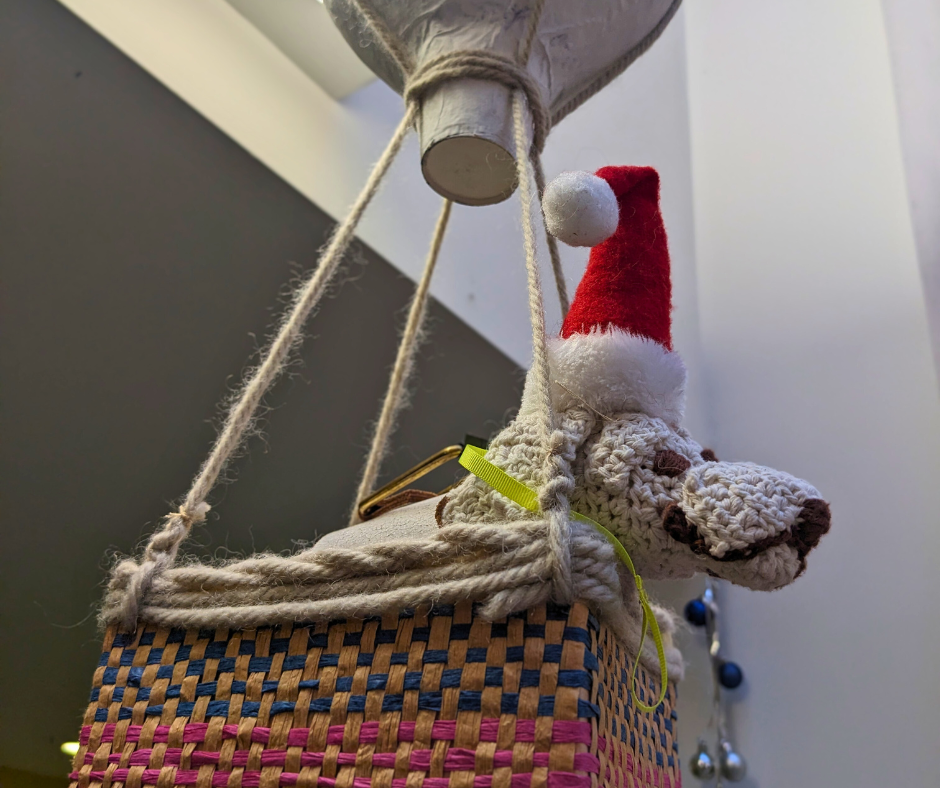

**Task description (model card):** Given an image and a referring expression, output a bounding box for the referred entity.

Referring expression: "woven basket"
[70,601,679,788]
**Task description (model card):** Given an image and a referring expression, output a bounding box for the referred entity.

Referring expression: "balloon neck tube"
[418,78,530,205]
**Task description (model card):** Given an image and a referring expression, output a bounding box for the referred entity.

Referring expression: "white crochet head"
[542,171,619,247]
[441,349,830,591]
[443,163,830,592]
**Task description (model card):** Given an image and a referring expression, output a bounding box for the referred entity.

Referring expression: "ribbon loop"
[458,445,668,712]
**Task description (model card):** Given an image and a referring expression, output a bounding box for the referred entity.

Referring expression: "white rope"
[404,51,550,155]
[116,0,579,627]
[101,517,681,679]
[518,0,545,64]
[519,0,568,316]
[511,91,574,603]
[349,0,567,515]
[350,199,452,524]
[118,106,416,630]
[348,0,415,75]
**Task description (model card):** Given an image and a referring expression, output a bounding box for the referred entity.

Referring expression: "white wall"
[684,1,940,785]
[882,0,940,379]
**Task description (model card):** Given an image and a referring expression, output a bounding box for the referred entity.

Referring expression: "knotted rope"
[115,0,578,629]
[404,51,550,155]
[115,107,415,629]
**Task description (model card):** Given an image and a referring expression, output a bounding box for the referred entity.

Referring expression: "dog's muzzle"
[661,461,830,562]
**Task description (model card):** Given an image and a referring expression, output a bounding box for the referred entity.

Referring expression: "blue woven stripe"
[106,610,586,653]
[91,691,599,722]
[98,634,592,683]
[90,678,321,704]
[93,667,592,702]
[582,649,599,672]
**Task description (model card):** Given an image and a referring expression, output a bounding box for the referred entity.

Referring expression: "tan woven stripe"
[71,604,679,788]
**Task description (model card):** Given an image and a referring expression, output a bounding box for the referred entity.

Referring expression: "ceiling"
[223,0,375,98]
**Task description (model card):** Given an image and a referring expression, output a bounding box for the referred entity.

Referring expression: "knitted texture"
[561,167,673,349]
[442,368,829,592]
[71,603,681,788]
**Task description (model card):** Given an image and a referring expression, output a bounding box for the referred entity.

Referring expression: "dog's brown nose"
[790,498,831,558]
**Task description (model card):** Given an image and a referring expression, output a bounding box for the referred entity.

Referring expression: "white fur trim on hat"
[521,329,687,425]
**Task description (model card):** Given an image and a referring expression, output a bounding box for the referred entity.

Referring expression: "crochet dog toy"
[323,166,830,597]
[321,166,830,596]
[440,166,830,592]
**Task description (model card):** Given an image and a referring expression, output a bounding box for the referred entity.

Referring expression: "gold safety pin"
[356,444,464,521]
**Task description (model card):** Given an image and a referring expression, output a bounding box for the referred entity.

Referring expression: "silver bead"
[719,740,747,782]
[689,739,716,780]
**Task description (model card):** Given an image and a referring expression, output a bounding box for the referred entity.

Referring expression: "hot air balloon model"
[66,3,831,788]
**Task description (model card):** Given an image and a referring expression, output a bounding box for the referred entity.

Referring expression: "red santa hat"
[538,165,686,425]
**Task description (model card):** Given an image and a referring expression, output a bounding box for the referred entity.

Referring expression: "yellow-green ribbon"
[458,444,668,713]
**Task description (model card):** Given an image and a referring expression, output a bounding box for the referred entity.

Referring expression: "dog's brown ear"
[653,449,691,477]
[701,448,719,462]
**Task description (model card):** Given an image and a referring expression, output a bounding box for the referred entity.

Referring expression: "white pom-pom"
[542,171,619,247]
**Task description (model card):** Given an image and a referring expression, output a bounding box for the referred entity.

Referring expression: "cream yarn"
[442,378,824,592]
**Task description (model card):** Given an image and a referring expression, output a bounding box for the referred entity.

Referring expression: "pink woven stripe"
[598,738,681,788]
[79,747,600,773]
[79,719,592,747]
[68,770,592,787]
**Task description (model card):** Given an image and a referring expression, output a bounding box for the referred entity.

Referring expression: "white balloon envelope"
[325,0,682,205]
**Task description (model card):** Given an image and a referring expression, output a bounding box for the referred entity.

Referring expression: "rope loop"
[166,502,211,529]
[403,50,550,155]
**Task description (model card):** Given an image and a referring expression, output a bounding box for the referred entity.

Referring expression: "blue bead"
[684,599,708,627]
[719,661,744,689]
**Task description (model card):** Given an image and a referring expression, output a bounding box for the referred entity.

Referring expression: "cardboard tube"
[418,78,531,206]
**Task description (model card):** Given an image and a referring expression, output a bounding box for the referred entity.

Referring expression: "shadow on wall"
[0,767,69,788]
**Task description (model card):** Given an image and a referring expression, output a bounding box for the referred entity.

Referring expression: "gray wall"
[0,0,522,776]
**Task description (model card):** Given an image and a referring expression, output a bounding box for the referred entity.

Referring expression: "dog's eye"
[652,449,691,478]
